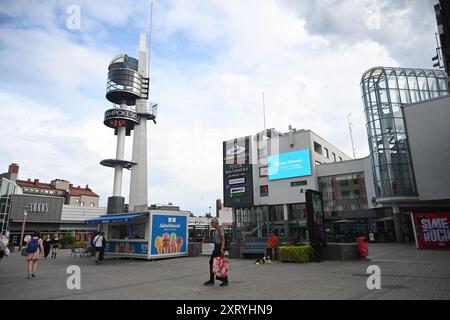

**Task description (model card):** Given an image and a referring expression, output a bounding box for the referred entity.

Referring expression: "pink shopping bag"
[212,255,229,278]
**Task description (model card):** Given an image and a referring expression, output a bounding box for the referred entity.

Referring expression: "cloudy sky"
[0,0,440,216]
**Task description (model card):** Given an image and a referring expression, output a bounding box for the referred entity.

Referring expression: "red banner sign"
[411,213,450,249]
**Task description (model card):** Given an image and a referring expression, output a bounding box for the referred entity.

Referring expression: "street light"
[19,206,28,251]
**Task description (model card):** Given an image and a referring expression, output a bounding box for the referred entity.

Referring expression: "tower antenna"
[262,92,267,131]
[148,2,154,79]
[348,113,356,159]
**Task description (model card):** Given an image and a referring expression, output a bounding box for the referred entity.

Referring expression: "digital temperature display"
[110,119,128,128]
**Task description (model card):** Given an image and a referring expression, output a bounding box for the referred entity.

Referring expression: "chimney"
[69,184,73,188]
[34,179,39,185]
[27,179,31,182]
[85,184,89,189]
[8,163,19,174]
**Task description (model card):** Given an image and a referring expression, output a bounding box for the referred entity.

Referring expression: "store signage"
[229,178,245,185]
[411,213,450,249]
[223,136,254,208]
[104,108,140,129]
[28,203,49,214]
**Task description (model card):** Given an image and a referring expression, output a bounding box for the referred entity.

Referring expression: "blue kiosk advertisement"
[87,210,189,260]
[150,212,188,258]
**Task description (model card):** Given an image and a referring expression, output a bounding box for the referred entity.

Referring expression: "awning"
[85,212,149,225]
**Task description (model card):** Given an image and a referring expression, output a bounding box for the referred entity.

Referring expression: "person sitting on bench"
[264,231,279,261]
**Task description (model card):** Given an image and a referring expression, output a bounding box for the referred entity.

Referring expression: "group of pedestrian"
[42,234,59,259]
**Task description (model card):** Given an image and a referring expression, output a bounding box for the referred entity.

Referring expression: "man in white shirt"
[93,232,105,264]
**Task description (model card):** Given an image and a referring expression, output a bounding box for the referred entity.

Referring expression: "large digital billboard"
[268,149,311,180]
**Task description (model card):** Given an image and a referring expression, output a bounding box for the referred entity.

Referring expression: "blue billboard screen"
[268,149,312,180]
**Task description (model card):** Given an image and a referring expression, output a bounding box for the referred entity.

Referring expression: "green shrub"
[279,245,314,263]
[60,235,75,247]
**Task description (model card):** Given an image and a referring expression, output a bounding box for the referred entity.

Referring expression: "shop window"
[110,223,146,240]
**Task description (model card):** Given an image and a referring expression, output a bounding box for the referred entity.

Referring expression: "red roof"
[16,180,54,190]
[69,186,99,197]
[16,179,99,197]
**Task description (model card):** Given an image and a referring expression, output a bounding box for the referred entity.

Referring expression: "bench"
[241,242,279,259]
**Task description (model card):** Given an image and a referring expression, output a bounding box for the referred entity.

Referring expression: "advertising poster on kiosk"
[150,213,188,257]
[411,213,450,249]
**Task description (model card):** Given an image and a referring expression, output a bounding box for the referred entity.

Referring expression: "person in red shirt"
[265,231,279,261]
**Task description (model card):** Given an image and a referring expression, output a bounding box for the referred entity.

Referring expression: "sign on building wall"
[223,136,254,208]
[10,194,63,222]
[411,213,450,249]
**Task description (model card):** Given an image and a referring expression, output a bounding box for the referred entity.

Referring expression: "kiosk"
[86,210,189,260]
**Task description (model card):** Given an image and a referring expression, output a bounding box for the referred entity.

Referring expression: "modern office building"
[223,128,352,242]
[361,67,450,243]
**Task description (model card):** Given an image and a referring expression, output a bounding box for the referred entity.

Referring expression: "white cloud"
[0,0,435,215]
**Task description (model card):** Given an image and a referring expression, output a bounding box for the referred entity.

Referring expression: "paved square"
[1,244,449,300]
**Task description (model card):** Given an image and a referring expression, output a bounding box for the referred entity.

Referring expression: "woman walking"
[43,235,52,258]
[51,234,59,259]
[25,231,44,279]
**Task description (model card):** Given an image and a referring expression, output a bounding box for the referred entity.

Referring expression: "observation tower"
[101,33,157,214]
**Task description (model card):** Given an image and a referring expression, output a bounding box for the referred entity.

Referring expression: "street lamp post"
[19,208,28,251]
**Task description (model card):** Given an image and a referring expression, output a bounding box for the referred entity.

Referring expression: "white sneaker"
[266,259,273,264]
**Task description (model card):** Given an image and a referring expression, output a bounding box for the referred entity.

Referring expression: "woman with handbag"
[204,218,229,287]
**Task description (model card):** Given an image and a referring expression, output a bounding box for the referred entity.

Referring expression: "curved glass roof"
[108,54,139,72]
[361,66,447,84]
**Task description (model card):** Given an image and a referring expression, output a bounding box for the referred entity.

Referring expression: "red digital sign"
[110,119,128,128]
[411,213,450,249]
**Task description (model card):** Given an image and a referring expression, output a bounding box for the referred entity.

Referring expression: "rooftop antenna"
[348,113,356,159]
[262,92,267,131]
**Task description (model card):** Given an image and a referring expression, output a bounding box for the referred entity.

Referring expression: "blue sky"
[0,0,440,216]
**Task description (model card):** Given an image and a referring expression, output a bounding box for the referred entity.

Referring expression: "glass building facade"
[318,173,368,215]
[361,67,449,198]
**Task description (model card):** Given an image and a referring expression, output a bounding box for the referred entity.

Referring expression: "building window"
[44,190,49,194]
[49,191,54,194]
[332,153,336,162]
[90,203,95,207]
[258,148,267,160]
[291,181,307,187]
[259,166,268,178]
[80,202,84,206]
[324,148,329,159]
[314,142,323,155]
[260,185,269,197]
